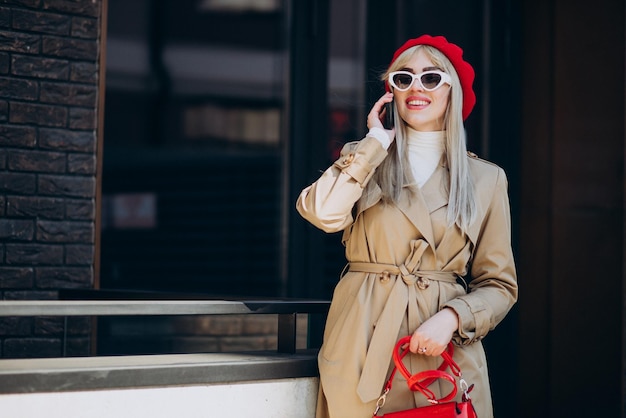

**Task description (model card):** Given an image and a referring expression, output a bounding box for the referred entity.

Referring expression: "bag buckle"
[373,388,389,416]
[460,378,474,401]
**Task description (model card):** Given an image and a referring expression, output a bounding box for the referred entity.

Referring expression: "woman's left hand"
[409,308,459,356]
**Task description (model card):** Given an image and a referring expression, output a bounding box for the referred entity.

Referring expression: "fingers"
[409,334,447,357]
[413,342,445,356]
[409,309,458,356]
[367,92,394,130]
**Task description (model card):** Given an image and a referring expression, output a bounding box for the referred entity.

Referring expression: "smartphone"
[383,101,394,129]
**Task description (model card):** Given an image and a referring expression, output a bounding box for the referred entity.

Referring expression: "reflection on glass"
[101,0,287,295]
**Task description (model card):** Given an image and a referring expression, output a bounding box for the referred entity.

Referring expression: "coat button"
[342,153,355,165]
[417,277,430,290]
[379,271,390,283]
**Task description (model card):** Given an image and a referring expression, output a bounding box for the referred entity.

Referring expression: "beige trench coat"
[296,136,518,418]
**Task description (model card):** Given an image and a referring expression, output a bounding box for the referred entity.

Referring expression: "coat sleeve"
[443,167,519,345]
[296,136,388,233]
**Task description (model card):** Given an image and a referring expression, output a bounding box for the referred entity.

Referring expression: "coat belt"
[347,261,459,403]
[348,262,459,287]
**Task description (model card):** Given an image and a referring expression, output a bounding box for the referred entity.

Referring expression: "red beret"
[385,34,476,120]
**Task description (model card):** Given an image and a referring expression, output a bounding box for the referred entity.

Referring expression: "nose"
[409,77,424,92]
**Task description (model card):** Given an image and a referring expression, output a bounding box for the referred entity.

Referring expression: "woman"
[296,35,518,418]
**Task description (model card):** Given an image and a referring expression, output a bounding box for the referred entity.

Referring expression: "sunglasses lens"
[391,73,414,90]
[420,72,443,90]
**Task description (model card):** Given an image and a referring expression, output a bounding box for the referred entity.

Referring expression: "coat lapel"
[352,164,452,251]
[420,164,449,213]
[397,164,449,250]
[396,185,436,250]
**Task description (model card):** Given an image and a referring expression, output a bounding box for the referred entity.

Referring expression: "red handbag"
[372,336,477,418]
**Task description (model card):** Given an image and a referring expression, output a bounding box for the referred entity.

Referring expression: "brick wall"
[0,0,102,358]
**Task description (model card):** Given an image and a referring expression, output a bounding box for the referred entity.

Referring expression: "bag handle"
[373,336,473,417]
[392,336,459,402]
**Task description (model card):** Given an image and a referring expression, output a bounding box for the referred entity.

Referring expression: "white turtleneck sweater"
[368,126,445,188]
[406,128,445,187]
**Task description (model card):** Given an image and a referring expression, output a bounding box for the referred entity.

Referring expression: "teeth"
[408,100,429,106]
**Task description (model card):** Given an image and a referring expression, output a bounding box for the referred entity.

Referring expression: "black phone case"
[384,102,394,129]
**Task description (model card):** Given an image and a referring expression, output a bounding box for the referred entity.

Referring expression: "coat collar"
[353,164,450,250]
[355,159,481,250]
[350,157,483,258]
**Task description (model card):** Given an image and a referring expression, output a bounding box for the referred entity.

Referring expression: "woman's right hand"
[367,92,396,141]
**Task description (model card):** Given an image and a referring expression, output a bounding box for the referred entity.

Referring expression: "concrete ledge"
[0,350,319,394]
[0,377,319,418]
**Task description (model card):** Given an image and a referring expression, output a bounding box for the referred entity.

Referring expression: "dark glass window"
[101,0,287,296]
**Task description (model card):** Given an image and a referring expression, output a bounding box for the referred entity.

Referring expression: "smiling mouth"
[407,100,429,106]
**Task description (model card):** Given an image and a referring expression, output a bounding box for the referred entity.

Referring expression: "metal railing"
[0,293,330,355]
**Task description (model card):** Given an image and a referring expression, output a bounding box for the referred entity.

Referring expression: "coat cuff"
[443,296,493,345]
[332,136,387,186]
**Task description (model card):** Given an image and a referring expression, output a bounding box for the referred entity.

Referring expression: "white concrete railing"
[1,378,319,418]
[0,351,319,417]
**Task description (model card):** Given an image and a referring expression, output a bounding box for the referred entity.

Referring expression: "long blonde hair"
[359,45,476,233]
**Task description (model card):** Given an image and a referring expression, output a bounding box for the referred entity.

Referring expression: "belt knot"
[398,264,430,289]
